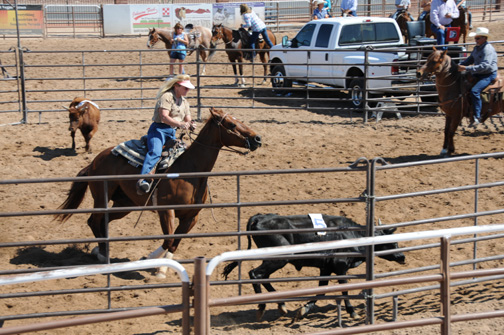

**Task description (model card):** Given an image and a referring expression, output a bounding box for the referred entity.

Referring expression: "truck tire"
[271,65,292,91]
[349,78,365,109]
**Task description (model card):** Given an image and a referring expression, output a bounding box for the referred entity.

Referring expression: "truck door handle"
[325,53,328,61]
[308,51,310,59]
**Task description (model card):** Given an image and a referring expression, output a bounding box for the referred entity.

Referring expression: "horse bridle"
[188,114,251,155]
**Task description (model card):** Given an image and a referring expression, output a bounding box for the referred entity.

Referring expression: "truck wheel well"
[346,68,364,89]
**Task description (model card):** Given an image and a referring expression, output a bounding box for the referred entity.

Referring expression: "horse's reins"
[188,114,251,155]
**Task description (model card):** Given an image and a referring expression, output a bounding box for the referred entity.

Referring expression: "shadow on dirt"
[10,246,146,280]
[236,85,435,120]
[33,146,78,160]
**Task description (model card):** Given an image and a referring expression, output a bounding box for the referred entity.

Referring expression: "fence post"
[194,256,207,335]
[365,157,376,324]
[440,236,451,335]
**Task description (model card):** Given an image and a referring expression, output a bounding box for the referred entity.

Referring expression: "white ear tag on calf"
[309,213,327,236]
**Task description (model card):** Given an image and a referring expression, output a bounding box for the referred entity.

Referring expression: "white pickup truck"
[269,17,406,108]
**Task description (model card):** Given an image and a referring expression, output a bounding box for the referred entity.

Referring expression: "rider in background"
[458,27,498,127]
[391,0,415,21]
[240,4,274,60]
[430,0,459,50]
[456,0,473,29]
[340,0,358,16]
[418,0,432,20]
[313,0,330,20]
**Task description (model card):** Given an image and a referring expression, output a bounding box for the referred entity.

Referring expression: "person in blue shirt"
[340,0,358,16]
[313,0,329,20]
[240,4,274,60]
[458,27,498,126]
[391,0,414,21]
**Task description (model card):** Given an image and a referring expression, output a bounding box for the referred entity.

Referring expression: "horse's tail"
[54,165,90,223]
[222,227,254,280]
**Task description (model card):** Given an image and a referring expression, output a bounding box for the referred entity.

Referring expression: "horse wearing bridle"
[55,108,262,278]
[211,24,276,87]
[417,48,503,156]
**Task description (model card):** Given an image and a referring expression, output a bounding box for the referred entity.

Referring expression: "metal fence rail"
[1,152,503,333]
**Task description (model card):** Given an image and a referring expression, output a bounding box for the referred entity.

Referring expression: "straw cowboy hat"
[315,0,326,5]
[469,27,490,38]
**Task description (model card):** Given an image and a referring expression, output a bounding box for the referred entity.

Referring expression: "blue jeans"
[141,122,176,175]
[431,23,451,50]
[418,10,428,21]
[470,72,497,120]
[342,10,357,16]
[250,28,274,59]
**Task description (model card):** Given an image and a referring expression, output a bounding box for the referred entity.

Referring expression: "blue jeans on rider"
[418,10,428,21]
[249,28,274,60]
[470,72,497,121]
[431,23,451,50]
[141,122,176,175]
[341,10,357,16]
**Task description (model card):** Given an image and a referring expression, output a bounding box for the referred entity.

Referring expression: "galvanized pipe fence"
[2,40,503,126]
[0,151,503,333]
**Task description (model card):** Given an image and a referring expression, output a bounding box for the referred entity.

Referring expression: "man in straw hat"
[239,4,274,60]
[458,27,498,127]
[313,0,329,20]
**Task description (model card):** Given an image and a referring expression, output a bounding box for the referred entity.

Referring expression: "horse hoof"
[91,247,107,263]
[440,149,449,157]
[351,311,359,319]
[294,307,308,322]
[278,304,288,315]
[256,308,265,321]
[155,271,167,279]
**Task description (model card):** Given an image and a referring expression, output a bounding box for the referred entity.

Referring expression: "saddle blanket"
[308,213,327,236]
[111,136,186,170]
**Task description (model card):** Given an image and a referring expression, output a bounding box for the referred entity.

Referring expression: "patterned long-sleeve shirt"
[242,11,266,32]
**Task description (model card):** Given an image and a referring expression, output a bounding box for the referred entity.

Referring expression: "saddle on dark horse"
[234,27,265,61]
[112,136,187,172]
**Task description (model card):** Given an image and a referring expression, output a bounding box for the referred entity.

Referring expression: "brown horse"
[55,108,262,277]
[417,48,503,156]
[424,7,468,43]
[391,10,413,44]
[211,24,276,87]
[147,26,215,75]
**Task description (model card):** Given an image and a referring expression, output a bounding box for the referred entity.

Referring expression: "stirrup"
[136,179,151,195]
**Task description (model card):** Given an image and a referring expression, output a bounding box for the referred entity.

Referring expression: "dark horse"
[424,7,468,44]
[211,24,276,87]
[147,26,216,75]
[55,108,262,277]
[417,48,503,156]
[391,10,413,44]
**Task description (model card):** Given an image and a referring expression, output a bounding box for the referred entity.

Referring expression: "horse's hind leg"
[259,52,268,85]
[238,62,245,87]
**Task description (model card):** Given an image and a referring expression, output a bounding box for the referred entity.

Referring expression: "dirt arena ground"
[1,20,504,334]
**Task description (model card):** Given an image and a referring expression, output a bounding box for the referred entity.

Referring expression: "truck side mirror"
[282,36,289,47]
